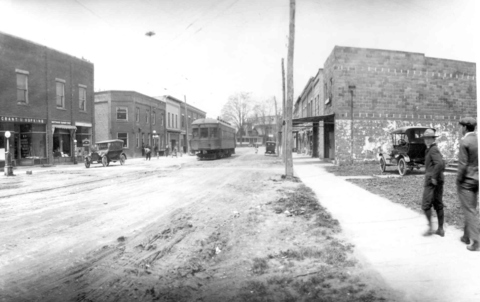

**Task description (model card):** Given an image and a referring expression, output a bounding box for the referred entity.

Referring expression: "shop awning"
[52,125,77,131]
[292,114,335,126]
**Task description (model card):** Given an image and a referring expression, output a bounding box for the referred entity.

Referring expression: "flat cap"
[423,129,439,137]
[459,117,477,127]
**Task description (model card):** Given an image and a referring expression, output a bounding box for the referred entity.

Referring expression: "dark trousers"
[422,182,444,211]
[146,152,151,160]
[458,182,479,242]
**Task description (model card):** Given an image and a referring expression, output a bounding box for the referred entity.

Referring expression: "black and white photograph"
[0,0,478,301]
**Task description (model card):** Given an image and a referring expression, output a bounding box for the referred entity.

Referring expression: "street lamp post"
[152,130,159,159]
[73,139,77,164]
[4,131,14,176]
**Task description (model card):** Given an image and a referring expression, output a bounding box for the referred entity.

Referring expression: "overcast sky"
[0,0,478,118]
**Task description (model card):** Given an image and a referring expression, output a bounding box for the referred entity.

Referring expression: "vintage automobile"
[378,126,435,176]
[265,141,276,155]
[84,139,127,168]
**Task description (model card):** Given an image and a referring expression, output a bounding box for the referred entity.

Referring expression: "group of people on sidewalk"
[143,145,180,161]
[421,117,479,252]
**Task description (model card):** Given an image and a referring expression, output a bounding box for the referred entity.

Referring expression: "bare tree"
[221,92,254,146]
[252,99,276,143]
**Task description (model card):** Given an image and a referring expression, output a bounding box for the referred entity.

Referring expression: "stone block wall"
[335,119,461,163]
[322,46,476,163]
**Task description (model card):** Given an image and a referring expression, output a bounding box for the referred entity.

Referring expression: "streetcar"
[190,118,236,160]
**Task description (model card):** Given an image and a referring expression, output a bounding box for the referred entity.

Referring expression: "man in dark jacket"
[457,117,479,251]
[421,128,445,237]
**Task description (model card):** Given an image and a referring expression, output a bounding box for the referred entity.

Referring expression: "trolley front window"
[192,128,199,138]
[200,128,208,138]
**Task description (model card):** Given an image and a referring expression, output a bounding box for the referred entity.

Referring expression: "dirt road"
[1,148,399,302]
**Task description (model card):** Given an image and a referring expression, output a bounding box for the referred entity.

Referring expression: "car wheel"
[379,157,386,172]
[120,154,126,165]
[102,156,109,167]
[85,159,90,168]
[398,158,407,176]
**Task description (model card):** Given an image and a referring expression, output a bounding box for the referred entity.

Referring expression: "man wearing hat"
[457,117,479,251]
[421,128,445,237]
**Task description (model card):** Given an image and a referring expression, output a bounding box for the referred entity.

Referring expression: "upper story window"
[168,113,171,127]
[117,107,128,120]
[79,85,87,111]
[146,109,150,124]
[175,115,178,128]
[153,112,156,125]
[136,107,140,123]
[56,79,65,109]
[16,69,29,104]
[182,114,185,128]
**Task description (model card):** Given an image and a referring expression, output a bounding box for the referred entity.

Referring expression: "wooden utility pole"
[282,58,286,163]
[184,95,189,154]
[285,0,295,178]
[274,96,280,156]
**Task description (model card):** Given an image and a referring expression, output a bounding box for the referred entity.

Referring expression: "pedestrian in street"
[172,147,178,158]
[421,128,445,237]
[154,145,159,159]
[165,145,169,157]
[457,117,479,251]
[145,145,151,161]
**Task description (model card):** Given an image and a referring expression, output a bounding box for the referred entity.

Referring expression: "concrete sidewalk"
[293,155,479,302]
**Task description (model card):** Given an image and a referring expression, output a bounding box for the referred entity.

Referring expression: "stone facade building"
[295,46,476,163]
[94,91,166,158]
[0,31,94,167]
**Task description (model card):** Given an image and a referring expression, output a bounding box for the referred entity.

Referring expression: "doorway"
[324,123,335,159]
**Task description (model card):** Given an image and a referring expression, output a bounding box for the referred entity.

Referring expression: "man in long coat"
[422,128,445,237]
[457,117,479,251]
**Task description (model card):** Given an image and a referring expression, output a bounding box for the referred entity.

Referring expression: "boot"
[460,226,470,244]
[467,240,480,252]
[435,209,445,237]
[423,209,434,236]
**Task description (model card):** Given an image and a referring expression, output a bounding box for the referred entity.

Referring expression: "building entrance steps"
[293,155,480,302]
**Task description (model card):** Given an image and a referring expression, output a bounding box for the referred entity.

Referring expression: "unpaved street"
[1,148,398,302]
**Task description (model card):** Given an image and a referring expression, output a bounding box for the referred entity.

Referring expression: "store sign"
[76,122,92,127]
[0,115,45,124]
[52,120,71,125]
[82,139,90,146]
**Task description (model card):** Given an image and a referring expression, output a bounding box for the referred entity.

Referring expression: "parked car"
[378,126,434,176]
[85,139,127,168]
[265,141,276,155]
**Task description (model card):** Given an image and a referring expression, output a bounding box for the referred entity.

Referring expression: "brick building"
[0,31,94,167]
[94,91,166,158]
[183,102,206,153]
[155,95,206,153]
[294,46,476,163]
[293,68,325,157]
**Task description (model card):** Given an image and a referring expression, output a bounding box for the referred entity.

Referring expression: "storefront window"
[75,126,92,156]
[53,128,71,157]
[118,133,128,147]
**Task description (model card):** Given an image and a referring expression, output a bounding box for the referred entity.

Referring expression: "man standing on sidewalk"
[457,117,479,252]
[422,129,445,237]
